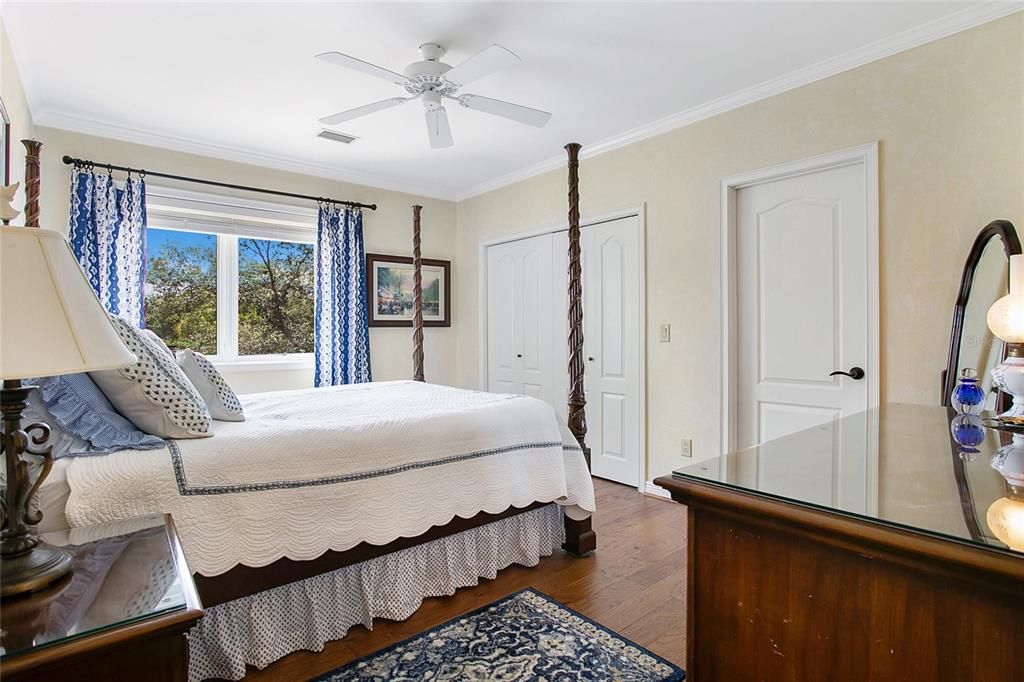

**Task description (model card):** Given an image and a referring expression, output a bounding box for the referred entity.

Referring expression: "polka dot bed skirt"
[187,504,565,682]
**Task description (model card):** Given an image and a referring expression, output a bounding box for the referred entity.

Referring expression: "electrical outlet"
[680,438,692,458]
[659,324,671,342]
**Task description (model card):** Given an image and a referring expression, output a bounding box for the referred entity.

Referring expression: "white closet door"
[486,233,554,403]
[554,216,641,486]
[487,241,519,394]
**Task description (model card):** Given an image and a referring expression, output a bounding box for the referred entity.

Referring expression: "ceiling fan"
[316,43,552,149]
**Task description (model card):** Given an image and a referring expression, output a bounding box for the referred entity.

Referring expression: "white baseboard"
[643,481,672,499]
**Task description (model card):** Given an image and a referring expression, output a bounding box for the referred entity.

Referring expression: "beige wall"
[5,14,1023,474]
[455,14,1024,480]
[1,19,34,210]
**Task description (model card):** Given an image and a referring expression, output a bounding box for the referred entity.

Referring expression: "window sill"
[210,355,314,373]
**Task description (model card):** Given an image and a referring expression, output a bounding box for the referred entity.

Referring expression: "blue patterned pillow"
[32,373,164,457]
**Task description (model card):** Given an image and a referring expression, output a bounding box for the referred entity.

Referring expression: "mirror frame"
[941,219,1021,406]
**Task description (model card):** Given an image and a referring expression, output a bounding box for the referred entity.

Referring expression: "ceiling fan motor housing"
[422,90,443,112]
[418,43,446,61]
[403,43,457,97]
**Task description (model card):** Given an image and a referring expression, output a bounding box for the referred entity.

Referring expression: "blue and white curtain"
[314,204,371,386]
[68,167,148,327]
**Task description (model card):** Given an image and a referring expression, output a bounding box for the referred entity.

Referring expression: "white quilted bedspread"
[64,381,595,576]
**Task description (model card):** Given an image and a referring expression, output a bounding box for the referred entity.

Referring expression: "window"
[237,237,314,355]
[145,228,218,354]
[144,187,318,366]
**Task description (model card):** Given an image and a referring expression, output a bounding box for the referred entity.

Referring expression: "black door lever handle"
[829,367,865,380]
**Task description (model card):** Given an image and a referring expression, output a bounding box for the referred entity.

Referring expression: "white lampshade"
[987,495,1024,552]
[987,254,1024,343]
[1,226,136,379]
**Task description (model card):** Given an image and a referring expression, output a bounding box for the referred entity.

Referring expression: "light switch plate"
[680,438,692,458]
[659,324,671,342]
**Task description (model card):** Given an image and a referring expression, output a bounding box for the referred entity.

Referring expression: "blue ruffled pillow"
[29,373,164,458]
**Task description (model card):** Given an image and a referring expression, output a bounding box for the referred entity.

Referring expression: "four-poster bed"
[402,143,595,555]
[412,204,425,382]
[196,155,598,597]
[20,140,597,677]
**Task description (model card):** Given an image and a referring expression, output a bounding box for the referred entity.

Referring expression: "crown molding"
[19,3,1019,203]
[455,2,1022,201]
[31,109,458,202]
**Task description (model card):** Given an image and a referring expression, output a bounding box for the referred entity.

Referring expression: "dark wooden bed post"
[412,205,425,382]
[562,142,596,556]
[22,140,41,228]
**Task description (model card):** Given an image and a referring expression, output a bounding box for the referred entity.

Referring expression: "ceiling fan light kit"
[317,42,552,149]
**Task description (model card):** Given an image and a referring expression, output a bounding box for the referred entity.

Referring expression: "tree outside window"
[144,227,314,357]
[145,229,217,354]
[238,238,313,355]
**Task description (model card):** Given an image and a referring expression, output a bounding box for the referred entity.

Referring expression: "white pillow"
[90,316,212,439]
[177,350,245,422]
[140,328,175,359]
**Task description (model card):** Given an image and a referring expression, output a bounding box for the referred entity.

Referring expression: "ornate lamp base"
[1,379,75,598]
[1,543,73,597]
[991,345,1024,424]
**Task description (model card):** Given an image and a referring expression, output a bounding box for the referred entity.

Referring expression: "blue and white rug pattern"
[314,588,685,681]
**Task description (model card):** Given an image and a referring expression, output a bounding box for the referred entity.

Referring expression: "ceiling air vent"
[317,129,358,144]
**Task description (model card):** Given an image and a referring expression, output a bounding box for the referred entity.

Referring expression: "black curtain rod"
[61,155,377,211]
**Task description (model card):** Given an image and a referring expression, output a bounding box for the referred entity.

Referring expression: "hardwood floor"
[243,479,688,680]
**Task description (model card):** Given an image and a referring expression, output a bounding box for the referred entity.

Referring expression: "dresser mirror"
[943,220,1021,409]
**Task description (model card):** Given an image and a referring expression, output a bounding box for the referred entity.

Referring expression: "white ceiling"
[3,2,1004,200]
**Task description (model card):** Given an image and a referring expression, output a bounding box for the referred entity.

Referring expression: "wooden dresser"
[1,514,203,681]
[656,404,1024,682]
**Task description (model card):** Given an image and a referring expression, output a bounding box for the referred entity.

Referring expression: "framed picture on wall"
[1,97,10,226]
[1,96,10,187]
[366,253,451,327]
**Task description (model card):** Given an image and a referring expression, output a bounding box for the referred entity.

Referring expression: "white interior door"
[736,162,871,449]
[486,233,554,402]
[554,216,641,486]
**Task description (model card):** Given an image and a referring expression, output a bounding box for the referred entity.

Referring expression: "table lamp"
[988,442,1024,553]
[1,223,137,597]
[987,254,1024,424]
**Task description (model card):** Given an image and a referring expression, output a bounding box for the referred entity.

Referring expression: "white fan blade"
[443,44,520,87]
[425,108,453,149]
[316,51,408,85]
[319,97,411,125]
[458,94,551,128]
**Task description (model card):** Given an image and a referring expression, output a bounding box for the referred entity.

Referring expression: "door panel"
[737,162,869,450]
[759,403,841,444]
[601,392,627,458]
[486,233,553,404]
[600,237,625,378]
[555,217,641,486]
[487,248,520,393]
[523,382,545,400]
[758,200,838,385]
[520,240,552,390]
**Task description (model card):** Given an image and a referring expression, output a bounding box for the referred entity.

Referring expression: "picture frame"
[366,253,451,327]
[1,96,10,186]
[1,97,10,227]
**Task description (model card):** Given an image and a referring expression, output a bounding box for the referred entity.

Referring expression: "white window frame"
[146,185,318,371]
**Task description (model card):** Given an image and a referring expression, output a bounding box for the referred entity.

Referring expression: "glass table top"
[673,403,1024,558]
[1,514,187,659]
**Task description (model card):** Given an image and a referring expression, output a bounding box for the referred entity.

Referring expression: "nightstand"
[1,514,203,681]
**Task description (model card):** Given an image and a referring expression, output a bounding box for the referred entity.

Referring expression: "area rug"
[313,588,685,681]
